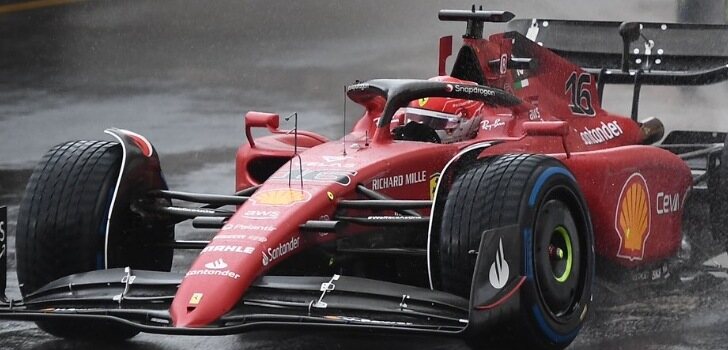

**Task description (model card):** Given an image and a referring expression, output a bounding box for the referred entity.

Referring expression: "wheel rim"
[534,195,583,318]
[550,226,573,283]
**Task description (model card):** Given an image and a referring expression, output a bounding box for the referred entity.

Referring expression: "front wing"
[0,268,470,336]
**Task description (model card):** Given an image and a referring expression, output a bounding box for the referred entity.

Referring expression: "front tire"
[16,140,172,341]
[437,154,594,350]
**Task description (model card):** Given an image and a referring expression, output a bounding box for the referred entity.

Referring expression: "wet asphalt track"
[1,0,728,349]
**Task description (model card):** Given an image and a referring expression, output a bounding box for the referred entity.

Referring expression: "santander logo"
[204,258,228,270]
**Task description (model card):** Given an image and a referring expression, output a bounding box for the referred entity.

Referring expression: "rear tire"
[16,140,172,341]
[438,154,593,350]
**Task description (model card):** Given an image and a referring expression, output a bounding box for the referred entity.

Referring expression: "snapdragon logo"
[580,121,623,145]
[453,84,495,97]
[347,83,370,92]
[261,236,300,266]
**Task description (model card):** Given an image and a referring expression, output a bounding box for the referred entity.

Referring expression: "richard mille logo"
[489,238,509,289]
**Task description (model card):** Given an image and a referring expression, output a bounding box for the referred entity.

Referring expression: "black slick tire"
[15,140,168,341]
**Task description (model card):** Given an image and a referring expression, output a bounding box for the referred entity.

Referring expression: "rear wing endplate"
[1,206,6,304]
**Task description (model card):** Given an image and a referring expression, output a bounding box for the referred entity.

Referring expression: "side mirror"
[245,112,280,147]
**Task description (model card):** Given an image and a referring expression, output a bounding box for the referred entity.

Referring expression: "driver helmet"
[402,76,483,144]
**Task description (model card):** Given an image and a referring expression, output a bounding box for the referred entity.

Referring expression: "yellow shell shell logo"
[418,98,429,107]
[615,173,651,261]
[253,189,310,206]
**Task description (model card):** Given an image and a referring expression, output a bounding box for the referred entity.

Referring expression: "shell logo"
[252,189,311,206]
[615,173,651,261]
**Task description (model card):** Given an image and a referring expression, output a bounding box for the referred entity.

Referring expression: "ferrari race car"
[2,8,728,350]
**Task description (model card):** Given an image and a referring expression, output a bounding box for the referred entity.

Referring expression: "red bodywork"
[170,32,691,327]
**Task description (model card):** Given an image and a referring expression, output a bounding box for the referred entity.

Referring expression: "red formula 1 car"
[1,8,728,350]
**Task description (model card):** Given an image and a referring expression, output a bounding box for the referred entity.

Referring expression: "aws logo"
[615,173,651,261]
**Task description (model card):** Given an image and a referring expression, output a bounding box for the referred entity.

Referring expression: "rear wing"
[509,19,728,72]
[508,19,728,120]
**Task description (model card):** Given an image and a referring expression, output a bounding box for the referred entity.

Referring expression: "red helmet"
[402,76,483,143]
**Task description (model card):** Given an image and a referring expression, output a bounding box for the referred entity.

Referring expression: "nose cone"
[169,188,319,328]
[170,252,260,327]
[169,143,366,327]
